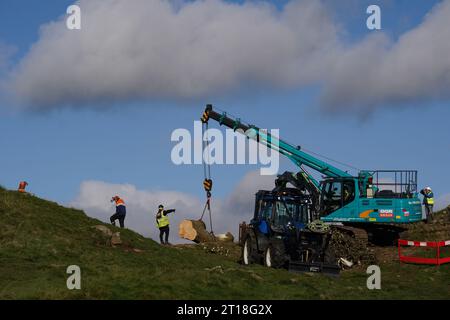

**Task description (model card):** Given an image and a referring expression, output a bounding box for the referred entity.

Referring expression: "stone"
[111,232,122,246]
[93,225,113,237]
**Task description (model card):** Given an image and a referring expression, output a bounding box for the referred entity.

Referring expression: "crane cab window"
[343,181,355,205]
[321,180,355,216]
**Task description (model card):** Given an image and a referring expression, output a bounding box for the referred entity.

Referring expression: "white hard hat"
[425,186,432,191]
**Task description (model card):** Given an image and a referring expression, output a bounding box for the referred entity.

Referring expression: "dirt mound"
[328,230,377,266]
[400,207,450,241]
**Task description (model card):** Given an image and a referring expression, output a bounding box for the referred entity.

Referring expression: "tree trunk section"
[178,219,215,243]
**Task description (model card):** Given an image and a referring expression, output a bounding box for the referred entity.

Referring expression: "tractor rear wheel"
[263,244,286,268]
[264,246,274,267]
[242,237,254,265]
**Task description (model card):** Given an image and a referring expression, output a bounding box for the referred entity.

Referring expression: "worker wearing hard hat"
[156,204,176,245]
[110,196,126,228]
[18,181,28,193]
[420,187,434,223]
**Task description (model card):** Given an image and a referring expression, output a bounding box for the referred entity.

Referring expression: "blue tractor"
[201,105,422,272]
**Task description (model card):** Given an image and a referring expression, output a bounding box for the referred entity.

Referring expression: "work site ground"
[0,186,449,300]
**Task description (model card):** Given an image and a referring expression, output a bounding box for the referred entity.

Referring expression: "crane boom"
[201,104,352,184]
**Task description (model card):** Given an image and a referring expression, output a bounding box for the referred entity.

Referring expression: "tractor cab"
[252,189,313,235]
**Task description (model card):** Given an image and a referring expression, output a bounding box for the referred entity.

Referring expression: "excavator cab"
[319,178,356,217]
[319,171,422,224]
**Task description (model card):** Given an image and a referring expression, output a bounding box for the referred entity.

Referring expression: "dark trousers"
[159,226,170,244]
[425,205,433,223]
[110,213,125,228]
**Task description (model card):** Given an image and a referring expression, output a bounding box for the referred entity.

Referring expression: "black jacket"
[116,205,126,216]
[156,209,175,223]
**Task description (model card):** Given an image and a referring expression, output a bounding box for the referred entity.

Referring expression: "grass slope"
[0,187,449,300]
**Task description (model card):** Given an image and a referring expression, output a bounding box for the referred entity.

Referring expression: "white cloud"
[0,42,15,77]
[321,0,450,112]
[8,0,339,109]
[70,170,275,243]
[5,0,450,112]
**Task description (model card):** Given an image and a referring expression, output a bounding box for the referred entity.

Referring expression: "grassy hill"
[0,186,449,300]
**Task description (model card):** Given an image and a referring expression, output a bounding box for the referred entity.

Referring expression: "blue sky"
[1,0,449,215]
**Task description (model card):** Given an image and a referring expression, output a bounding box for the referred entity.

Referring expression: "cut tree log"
[179,219,216,243]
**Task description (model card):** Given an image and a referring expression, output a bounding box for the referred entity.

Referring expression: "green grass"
[0,188,449,300]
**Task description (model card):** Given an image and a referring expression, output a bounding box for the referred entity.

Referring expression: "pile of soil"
[400,207,450,241]
[328,230,377,266]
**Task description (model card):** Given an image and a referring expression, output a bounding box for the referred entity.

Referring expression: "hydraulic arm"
[201,104,352,183]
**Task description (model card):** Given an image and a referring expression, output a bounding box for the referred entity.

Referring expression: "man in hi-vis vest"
[156,204,176,245]
[420,187,434,223]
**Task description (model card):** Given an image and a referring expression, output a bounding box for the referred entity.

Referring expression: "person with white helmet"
[420,187,434,223]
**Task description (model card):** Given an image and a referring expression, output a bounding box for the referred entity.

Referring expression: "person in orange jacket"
[18,181,28,193]
[110,196,126,228]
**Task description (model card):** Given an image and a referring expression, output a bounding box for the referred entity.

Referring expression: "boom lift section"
[202,105,350,184]
[201,104,423,225]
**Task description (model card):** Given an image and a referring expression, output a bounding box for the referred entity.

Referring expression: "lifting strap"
[200,119,214,235]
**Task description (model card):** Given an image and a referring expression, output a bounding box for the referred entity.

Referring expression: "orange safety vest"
[115,198,125,206]
[18,181,27,192]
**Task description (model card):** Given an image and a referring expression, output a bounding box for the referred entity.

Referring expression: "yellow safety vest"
[426,197,434,205]
[157,210,170,228]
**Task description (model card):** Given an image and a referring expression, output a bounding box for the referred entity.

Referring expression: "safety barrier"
[398,239,450,265]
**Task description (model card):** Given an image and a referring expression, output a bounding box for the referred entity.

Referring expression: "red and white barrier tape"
[398,239,450,265]
[399,239,450,247]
